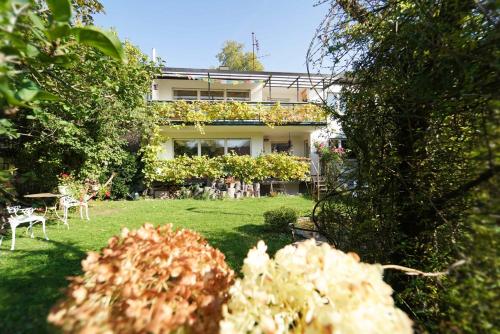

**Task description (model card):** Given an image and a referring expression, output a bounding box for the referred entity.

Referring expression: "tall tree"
[216,40,264,71]
[309,0,499,332]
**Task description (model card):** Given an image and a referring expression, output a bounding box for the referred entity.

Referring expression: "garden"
[1,0,498,334]
[0,197,314,333]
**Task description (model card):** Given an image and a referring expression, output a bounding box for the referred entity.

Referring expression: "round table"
[23,193,67,226]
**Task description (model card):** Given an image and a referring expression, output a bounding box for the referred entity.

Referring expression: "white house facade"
[150,67,346,194]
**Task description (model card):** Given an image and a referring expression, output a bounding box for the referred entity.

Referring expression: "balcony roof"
[158,67,345,89]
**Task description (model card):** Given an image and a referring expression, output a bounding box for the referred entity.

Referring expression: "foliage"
[0,0,151,200]
[146,153,310,186]
[216,40,264,71]
[263,206,297,232]
[108,152,140,199]
[310,0,499,331]
[220,240,413,333]
[153,100,326,133]
[48,223,234,334]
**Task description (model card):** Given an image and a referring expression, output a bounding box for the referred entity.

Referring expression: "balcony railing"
[150,100,328,125]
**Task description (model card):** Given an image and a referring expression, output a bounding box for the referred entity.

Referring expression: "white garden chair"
[60,194,91,228]
[1,206,49,250]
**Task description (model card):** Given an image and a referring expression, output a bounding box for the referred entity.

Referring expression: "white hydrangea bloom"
[220,240,413,334]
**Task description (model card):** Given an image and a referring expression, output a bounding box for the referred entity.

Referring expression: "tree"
[216,40,264,71]
[0,0,127,202]
[309,0,499,332]
[1,0,161,199]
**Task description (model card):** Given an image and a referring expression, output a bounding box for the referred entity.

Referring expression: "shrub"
[146,153,310,186]
[263,206,297,231]
[48,224,234,334]
[220,240,413,333]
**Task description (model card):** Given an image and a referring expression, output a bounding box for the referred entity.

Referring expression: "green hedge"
[263,207,298,232]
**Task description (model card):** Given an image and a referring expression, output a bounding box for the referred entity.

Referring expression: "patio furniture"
[60,194,91,227]
[3,206,49,250]
[24,193,66,227]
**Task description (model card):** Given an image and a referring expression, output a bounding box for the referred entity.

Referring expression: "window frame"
[173,138,251,157]
[172,88,251,101]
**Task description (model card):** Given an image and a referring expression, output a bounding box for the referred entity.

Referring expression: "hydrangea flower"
[220,240,413,334]
[48,224,234,334]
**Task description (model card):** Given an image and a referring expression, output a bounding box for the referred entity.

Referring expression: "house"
[150,67,347,195]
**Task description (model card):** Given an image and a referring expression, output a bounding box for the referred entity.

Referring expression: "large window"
[173,140,198,157]
[172,89,251,101]
[200,90,224,100]
[200,139,225,157]
[173,89,197,100]
[226,90,250,101]
[174,139,250,157]
[271,142,290,153]
[227,139,251,155]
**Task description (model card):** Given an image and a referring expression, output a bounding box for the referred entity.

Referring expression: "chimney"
[152,48,157,62]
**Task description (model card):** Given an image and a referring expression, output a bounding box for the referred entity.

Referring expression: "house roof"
[159,67,345,89]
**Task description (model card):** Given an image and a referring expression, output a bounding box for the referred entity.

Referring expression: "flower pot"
[58,185,69,195]
[253,182,261,198]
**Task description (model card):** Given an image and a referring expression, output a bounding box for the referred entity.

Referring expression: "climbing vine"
[145,153,310,185]
[151,101,327,133]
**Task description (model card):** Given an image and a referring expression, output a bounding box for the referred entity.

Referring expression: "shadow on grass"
[184,207,252,216]
[0,239,85,334]
[207,224,291,273]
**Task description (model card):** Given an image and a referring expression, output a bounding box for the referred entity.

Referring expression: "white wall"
[158,126,316,160]
[152,78,345,103]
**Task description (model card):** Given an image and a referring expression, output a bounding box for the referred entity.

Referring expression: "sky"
[93,0,328,72]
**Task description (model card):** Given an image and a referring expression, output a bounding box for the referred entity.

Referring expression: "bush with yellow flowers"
[48,224,234,334]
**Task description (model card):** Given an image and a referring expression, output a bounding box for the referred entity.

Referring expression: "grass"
[0,196,313,333]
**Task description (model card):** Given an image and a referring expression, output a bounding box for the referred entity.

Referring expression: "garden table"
[23,193,67,227]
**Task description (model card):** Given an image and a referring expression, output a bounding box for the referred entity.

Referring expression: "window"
[227,139,251,155]
[173,139,251,157]
[174,140,198,157]
[271,142,290,153]
[173,90,197,100]
[304,140,309,158]
[227,90,250,101]
[200,90,224,100]
[200,139,225,157]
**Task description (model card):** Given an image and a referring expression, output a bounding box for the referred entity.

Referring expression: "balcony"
[150,100,328,126]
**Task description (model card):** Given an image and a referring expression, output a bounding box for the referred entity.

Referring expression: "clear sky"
[93,0,328,72]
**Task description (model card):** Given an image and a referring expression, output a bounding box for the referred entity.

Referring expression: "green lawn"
[0,196,313,333]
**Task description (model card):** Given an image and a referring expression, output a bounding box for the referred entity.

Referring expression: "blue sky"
[94,1,327,72]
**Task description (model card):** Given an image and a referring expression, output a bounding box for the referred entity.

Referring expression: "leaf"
[36,90,59,101]
[46,0,72,22]
[16,80,39,102]
[47,23,71,40]
[71,27,126,63]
